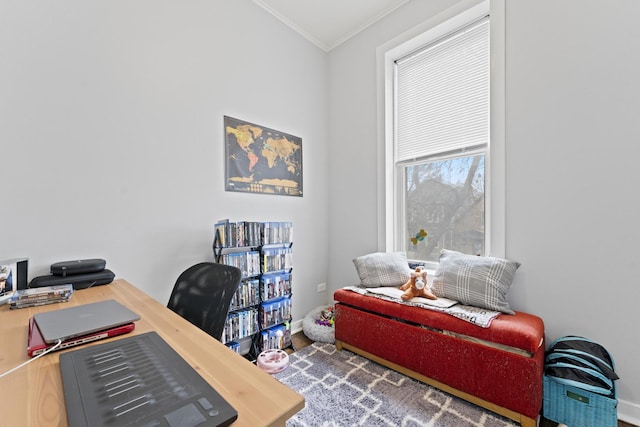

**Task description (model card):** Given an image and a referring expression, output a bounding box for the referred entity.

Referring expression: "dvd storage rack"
[213,220,293,359]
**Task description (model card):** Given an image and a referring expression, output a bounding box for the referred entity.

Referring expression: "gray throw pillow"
[353,252,412,288]
[432,249,520,314]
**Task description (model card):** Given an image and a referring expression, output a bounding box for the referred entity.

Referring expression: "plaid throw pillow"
[432,249,520,314]
[353,252,412,288]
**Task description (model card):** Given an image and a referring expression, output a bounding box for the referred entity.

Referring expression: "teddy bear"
[399,266,437,301]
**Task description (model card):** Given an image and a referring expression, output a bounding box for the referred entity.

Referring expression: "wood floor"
[289,330,313,352]
[289,332,636,427]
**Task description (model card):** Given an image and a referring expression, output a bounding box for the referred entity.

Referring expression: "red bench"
[334,288,544,427]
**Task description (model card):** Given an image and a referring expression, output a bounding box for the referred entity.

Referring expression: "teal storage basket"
[543,374,617,427]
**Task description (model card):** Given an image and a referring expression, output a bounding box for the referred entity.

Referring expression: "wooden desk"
[0,279,304,426]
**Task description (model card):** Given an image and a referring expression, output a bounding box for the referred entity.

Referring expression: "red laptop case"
[27,317,135,357]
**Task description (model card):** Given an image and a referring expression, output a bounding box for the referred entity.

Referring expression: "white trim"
[489,0,505,258]
[253,0,331,51]
[253,0,411,52]
[327,0,411,52]
[376,0,505,258]
[619,399,640,426]
[290,318,304,335]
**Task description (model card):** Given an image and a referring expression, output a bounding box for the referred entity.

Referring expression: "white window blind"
[395,17,489,163]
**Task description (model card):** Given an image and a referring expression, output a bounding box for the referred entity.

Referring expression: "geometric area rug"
[273,342,519,427]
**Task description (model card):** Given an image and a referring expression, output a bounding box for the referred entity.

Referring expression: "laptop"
[27,317,136,357]
[32,299,140,344]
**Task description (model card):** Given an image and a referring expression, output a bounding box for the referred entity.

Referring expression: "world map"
[224,116,302,196]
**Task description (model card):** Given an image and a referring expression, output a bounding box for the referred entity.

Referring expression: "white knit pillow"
[353,252,412,288]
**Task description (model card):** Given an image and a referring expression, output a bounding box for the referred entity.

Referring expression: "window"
[404,154,486,263]
[382,1,504,267]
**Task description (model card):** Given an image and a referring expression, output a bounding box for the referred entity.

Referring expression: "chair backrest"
[167,262,242,342]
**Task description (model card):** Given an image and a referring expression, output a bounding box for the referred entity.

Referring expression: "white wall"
[328,0,640,422]
[0,0,330,325]
[327,0,461,291]
[506,1,640,422]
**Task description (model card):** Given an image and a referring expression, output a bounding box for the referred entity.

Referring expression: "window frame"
[377,0,505,261]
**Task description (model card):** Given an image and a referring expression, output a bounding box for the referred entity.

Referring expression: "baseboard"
[291,319,303,334]
[619,399,640,426]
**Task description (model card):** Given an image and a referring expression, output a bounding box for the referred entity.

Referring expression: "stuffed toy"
[316,306,335,327]
[400,266,437,301]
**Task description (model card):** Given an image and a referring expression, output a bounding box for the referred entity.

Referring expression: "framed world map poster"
[224,116,303,196]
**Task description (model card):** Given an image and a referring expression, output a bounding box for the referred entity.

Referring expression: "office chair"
[167,262,242,342]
